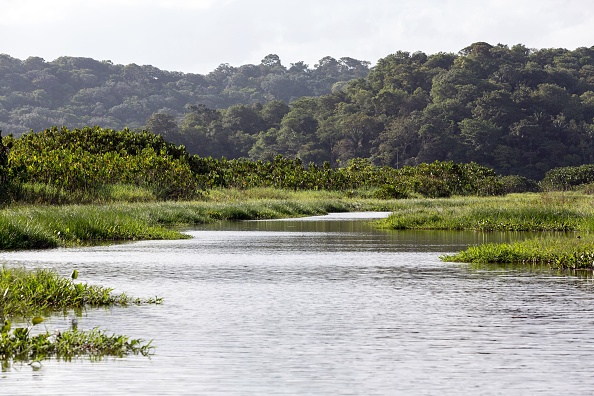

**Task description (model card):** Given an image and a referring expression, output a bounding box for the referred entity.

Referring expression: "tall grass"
[0,267,151,318]
[0,190,383,250]
[376,192,594,232]
[0,267,156,364]
[11,182,157,205]
[442,235,594,269]
[0,205,185,250]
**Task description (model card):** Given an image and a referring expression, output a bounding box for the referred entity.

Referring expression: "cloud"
[1,0,593,74]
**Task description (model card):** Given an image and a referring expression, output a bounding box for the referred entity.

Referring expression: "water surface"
[2,213,594,395]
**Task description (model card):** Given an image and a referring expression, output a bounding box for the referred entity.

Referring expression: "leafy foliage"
[162,43,594,180]
[540,164,594,191]
[0,54,370,134]
[191,155,507,197]
[8,126,199,199]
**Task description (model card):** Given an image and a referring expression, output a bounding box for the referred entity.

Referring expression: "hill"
[0,53,370,134]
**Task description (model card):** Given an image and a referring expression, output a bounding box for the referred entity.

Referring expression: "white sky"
[2,0,593,74]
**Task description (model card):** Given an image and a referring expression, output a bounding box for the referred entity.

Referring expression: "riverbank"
[371,191,594,269]
[3,189,594,269]
[0,188,403,250]
[375,192,594,232]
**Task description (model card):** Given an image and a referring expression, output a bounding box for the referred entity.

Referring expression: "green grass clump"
[0,204,187,250]
[0,267,157,366]
[0,267,147,318]
[442,235,594,269]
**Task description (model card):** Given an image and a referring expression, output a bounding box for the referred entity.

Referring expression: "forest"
[2,42,594,180]
[0,53,369,133]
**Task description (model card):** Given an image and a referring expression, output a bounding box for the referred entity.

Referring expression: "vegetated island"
[375,192,594,269]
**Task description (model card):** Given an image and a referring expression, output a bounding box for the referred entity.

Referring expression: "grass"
[0,266,157,366]
[1,327,153,364]
[0,267,153,318]
[441,234,594,269]
[10,183,158,205]
[0,187,407,250]
[375,192,594,232]
[369,191,594,269]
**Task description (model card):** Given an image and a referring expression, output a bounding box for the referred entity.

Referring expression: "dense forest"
[0,53,369,133]
[164,42,594,180]
[3,42,594,179]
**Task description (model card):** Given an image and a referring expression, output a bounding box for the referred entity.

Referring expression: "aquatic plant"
[0,267,154,318]
[442,235,594,269]
[0,267,157,367]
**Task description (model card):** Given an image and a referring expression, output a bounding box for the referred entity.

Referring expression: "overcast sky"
[2,0,593,74]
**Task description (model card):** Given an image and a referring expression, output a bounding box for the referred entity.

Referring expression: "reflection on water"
[2,213,594,395]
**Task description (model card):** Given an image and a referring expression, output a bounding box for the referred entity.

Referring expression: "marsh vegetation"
[0,267,156,366]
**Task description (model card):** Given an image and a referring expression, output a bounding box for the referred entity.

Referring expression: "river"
[2,212,594,395]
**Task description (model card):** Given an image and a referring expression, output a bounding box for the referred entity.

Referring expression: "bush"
[499,175,540,194]
[540,164,594,191]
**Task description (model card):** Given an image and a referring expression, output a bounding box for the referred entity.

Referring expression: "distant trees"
[0,53,370,136]
[6,43,594,180]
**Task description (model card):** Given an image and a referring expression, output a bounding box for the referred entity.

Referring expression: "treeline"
[0,127,534,204]
[157,42,594,180]
[0,54,369,134]
[5,43,594,180]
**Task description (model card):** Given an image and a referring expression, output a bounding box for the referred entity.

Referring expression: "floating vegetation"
[1,325,153,366]
[0,267,153,318]
[0,267,157,367]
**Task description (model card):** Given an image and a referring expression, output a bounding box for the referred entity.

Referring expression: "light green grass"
[376,192,594,232]
[442,234,594,269]
[0,188,407,250]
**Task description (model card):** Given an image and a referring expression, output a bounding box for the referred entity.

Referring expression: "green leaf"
[71,269,79,280]
[1,320,11,334]
[32,317,44,325]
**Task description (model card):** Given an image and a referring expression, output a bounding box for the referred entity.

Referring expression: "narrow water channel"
[2,213,594,395]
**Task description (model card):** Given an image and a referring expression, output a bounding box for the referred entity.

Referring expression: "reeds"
[376,192,594,232]
[0,191,378,250]
[0,267,148,318]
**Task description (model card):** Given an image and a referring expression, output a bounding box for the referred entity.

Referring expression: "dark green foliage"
[6,44,594,179]
[170,43,594,180]
[0,131,8,204]
[499,175,540,194]
[191,156,507,198]
[540,164,594,191]
[0,54,370,134]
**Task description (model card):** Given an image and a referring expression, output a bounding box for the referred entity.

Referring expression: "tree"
[145,112,179,139]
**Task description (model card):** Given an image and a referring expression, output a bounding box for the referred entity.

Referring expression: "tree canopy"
[4,43,594,179]
[163,43,594,179]
[0,54,369,135]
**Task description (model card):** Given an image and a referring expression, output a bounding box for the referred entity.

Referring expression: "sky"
[2,0,594,75]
